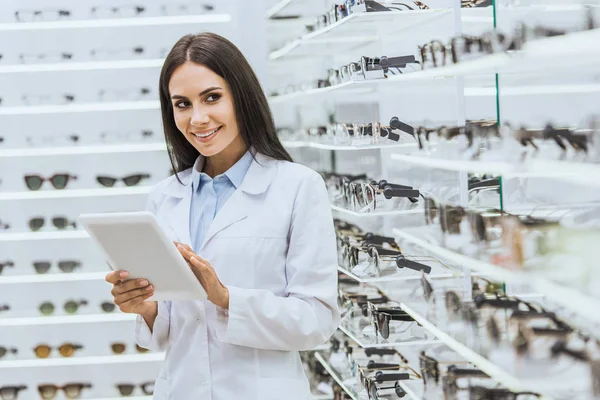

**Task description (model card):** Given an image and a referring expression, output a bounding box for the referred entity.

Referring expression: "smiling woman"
[104,32,340,400]
[159,32,292,178]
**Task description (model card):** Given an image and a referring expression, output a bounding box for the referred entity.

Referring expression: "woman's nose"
[190,107,210,126]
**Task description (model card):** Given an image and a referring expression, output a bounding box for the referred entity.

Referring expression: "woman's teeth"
[195,127,219,138]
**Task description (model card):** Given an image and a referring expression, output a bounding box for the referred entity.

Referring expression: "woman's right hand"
[105,270,155,315]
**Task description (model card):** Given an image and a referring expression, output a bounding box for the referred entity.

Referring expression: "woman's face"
[168,61,241,157]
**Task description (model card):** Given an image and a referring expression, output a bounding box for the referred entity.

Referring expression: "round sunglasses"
[39,299,87,315]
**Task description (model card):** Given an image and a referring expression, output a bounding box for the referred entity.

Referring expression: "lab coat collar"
[160,149,276,198]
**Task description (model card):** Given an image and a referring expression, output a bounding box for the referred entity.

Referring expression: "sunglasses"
[0,347,17,359]
[0,220,10,230]
[358,364,409,400]
[96,173,150,188]
[111,343,149,355]
[0,385,27,400]
[366,303,415,339]
[24,174,77,190]
[0,261,14,274]
[28,216,77,232]
[39,299,87,315]
[33,260,81,274]
[90,5,145,19]
[38,383,91,400]
[90,46,145,60]
[34,343,83,358]
[15,9,70,22]
[0,304,10,312]
[116,382,154,396]
[100,301,116,313]
[469,386,540,400]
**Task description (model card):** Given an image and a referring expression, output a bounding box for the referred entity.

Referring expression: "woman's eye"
[174,101,190,109]
[206,93,221,103]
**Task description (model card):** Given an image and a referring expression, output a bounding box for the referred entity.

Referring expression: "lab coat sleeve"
[216,172,340,351]
[134,190,172,351]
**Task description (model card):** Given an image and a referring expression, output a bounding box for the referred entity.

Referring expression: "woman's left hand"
[175,242,229,310]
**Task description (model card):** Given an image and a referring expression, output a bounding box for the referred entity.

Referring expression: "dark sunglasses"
[116,382,154,396]
[39,299,87,315]
[0,220,9,230]
[111,343,150,355]
[0,385,27,400]
[0,261,14,274]
[367,303,415,339]
[0,347,17,359]
[34,343,83,358]
[96,173,150,188]
[28,216,77,232]
[24,174,77,190]
[38,383,91,399]
[358,365,409,400]
[0,304,10,312]
[101,301,116,313]
[33,260,81,274]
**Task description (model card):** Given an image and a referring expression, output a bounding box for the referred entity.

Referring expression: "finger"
[111,279,149,296]
[115,285,154,305]
[105,270,128,284]
[119,290,154,310]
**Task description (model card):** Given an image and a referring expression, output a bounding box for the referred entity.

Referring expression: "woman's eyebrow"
[170,86,222,100]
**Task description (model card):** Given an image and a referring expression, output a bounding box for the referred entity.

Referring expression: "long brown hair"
[158,32,292,179]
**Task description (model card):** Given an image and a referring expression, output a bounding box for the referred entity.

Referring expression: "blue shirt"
[189,151,254,253]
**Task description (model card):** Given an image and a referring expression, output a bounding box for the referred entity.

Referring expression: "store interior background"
[1,0,600,399]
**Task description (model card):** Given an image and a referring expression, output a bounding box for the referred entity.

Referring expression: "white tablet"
[79,211,207,301]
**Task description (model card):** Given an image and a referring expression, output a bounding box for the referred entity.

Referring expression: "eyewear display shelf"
[269,0,600,399]
[0,1,251,398]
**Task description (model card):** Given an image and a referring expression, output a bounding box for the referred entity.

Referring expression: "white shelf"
[0,313,134,327]
[0,230,89,242]
[338,324,440,349]
[0,352,164,369]
[269,9,450,61]
[390,153,600,185]
[336,265,453,284]
[330,204,422,217]
[0,59,164,74]
[0,14,231,31]
[280,138,417,151]
[0,100,160,116]
[0,142,167,157]
[266,0,295,18]
[0,271,107,284]
[0,185,152,201]
[392,228,600,325]
[399,302,550,399]
[314,352,358,400]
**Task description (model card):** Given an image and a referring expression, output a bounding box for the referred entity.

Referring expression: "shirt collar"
[191,150,253,191]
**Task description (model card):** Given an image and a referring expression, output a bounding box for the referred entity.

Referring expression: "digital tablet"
[79,211,207,301]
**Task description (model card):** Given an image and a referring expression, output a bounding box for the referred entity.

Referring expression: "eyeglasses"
[161,3,214,16]
[28,216,77,232]
[366,303,414,339]
[0,347,17,359]
[469,386,540,400]
[33,260,81,274]
[97,87,152,102]
[0,385,27,400]
[0,220,9,230]
[116,382,154,396]
[90,46,145,60]
[15,9,71,22]
[24,174,77,190]
[0,261,14,275]
[34,343,83,358]
[0,304,10,312]
[101,301,116,313]
[26,134,80,148]
[38,383,92,399]
[358,365,409,399]
[22,93,75,106]
[100,129,155,143]
[90,5,146,19]
[39,299,88,315]
[19,52,73,64]
[111,343,150,355]
[96,174,151,187]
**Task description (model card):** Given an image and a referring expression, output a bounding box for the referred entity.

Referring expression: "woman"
[104,33,340,399]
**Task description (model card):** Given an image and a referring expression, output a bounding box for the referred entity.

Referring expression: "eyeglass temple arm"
[374,372,411,382]
[389,117,415,136]
[396,256,432,274]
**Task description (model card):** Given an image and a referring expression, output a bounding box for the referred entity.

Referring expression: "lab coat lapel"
[161,169,194,246]
[200,153,277,248]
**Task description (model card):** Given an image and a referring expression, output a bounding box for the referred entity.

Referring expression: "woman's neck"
[203,137,248,178]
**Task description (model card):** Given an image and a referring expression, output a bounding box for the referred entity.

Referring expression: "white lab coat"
[135,152,340,400]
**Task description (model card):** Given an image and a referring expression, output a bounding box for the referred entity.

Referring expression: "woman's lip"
[193,126,221,143]
[191,126,221,135]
